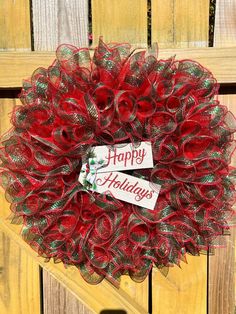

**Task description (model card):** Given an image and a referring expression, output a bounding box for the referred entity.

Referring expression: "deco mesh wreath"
[0,39,236,285]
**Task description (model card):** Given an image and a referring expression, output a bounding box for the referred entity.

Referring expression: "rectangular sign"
[79,168,161,210]
[89,141,153,173]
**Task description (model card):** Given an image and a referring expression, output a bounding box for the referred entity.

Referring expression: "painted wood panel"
[32,0,88,50]
[152,0,209,48]
[92,0,147,46]
[0,0,31,50]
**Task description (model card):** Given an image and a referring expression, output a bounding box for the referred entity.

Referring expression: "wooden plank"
[43,270,92,314]
[208,230,235,314]
[31,2,90,312]
[0,98,149,313]
[214,0,236,47]
[152,0,209,48]
[0,231,41,314]
[120,275,148,311]
[32,0,88,50]
[152,256,207,314]
[209,3,236,312]
[0,0,31,50]
[208,95,236,314]
[1,47,236,88]
[92,0,147,46]
[152,3,209,310]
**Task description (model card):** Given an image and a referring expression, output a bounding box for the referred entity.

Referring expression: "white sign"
[90,141,153,173]
[79,167,161,210]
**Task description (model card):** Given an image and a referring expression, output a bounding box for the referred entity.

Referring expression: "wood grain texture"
[119,275,148,311]
[43,270,92,314]
[0,0,31,51]
[0,232,41,314]
[1,47,236,88]
[208,95,236,314]
[152,0,209,48]
[32,0,88,50]
[214,0,236,47]
[92,0,147,46]
[152,255,207,314]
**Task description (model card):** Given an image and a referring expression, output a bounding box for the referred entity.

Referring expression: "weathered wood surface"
[0,0,31,51]
[209,2,236,312]
[0,47,236,88]
[92,0,147,46]
[43,271,92,314]
[32,0,88,50]
[152,0,209,48]
[214,0,236,47]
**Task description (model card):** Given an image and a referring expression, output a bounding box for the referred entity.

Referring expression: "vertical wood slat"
[152,0,209,48]
[208,95,236,314]
[0,232,41,314]
[32,0,89,50]
[31,1,92,312]
[0,99,41,314]
[152,255,207,314]
[0,2,40,310]
[43,271,92,314]
[209,2,236,313]
[0,0,31,51]
[92,0,147,46]
[214,0,236,47]
[151,1,210,312]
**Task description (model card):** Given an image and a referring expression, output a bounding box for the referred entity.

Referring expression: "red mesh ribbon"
[0,38,236,285]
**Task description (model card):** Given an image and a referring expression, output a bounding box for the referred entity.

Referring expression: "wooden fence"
[0,1,235,313]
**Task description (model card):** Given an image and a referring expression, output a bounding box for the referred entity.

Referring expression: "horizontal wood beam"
[0,47,236,88]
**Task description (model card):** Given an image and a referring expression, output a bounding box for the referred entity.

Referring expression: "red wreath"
[0,39,235,285]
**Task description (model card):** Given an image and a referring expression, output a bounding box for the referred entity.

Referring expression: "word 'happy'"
[106,147,146,167]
